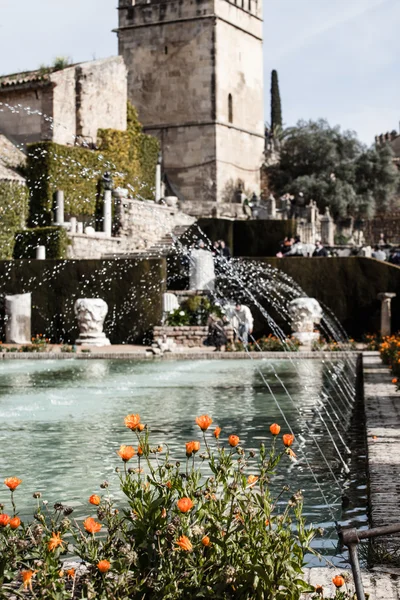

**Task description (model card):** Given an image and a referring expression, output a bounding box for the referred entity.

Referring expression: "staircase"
[145,225,192,257]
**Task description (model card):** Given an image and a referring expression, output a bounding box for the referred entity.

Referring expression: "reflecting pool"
[0,358,366,566]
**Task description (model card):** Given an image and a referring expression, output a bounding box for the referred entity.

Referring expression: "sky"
[0,0,399,146]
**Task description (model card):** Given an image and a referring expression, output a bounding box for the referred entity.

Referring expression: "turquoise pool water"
[0,358,366,566]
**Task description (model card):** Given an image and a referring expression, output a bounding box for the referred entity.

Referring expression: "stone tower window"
[228,94,233,123]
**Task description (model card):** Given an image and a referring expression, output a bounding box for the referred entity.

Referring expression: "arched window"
[228,94,233,123]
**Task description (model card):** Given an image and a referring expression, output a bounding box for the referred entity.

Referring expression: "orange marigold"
[214,426,221,439]
[66,568,75,579]
[84,517,102,534]
[124,414,141,430]
[269,423,281,436]
[9,516,21,529]
[282,433,295,447]
[186,441,195,457]
[97,560,111,573]
[117,445,135,462]
[247,475,258,486]
[177,497,194,513]
[195,414,213,431]
[48,531,63,552]
[4,477,22,491]
[21,570,35,591]
[201,535,211,547]
[332,575,345,588]
[137,445,143,456]
[0,514,10,527]
[392,378,398,384]
[137,423,145,432]
[89,494,101,506]
[176,535,193,552]
[228,434,240,447]
[192,441,200,453]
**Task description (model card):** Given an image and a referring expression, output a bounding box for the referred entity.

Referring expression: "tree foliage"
[270,70,282,130]
[268,119,399,219]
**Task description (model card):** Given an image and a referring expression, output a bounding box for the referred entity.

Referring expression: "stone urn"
[74,298,111,346]
[288,297,322,347]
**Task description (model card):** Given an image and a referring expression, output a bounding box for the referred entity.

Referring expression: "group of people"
[277,237,328,258]
[212,239,231,260]
[207,302,254,351]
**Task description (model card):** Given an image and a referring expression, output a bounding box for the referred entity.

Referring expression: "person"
[212,240,220,257]
[207,315,228,351]
[372,246,386,261]
[231,302,254,345]
[219,240,231,260]
[283,236,304,257]
[313,240,328,257]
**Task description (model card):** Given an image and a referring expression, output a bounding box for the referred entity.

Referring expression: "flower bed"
[0,413,354,598]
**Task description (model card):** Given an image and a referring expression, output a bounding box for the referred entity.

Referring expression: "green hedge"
[0,181,29,258]
[13,227,69,259]
[26,102,159,226]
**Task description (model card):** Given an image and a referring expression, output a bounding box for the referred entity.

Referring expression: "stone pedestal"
[155,163,162,203]
[289,297,323,349]
[5,293,31,344]
[378,293,396,337]
[189,249,215,291]
[55,190,65,225]
[103,190,112,237]
[74,298,111,346]
[320,207,335,246]
[36,245,46,260]
[70,217,77,234]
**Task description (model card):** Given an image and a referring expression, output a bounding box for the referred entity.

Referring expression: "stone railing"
[153,326,234,348]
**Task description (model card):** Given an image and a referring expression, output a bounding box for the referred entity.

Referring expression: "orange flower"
[228,434,240,447]
[0,514,10,527]
[269,423,281,436]
[393,378,398,384]
[84,517,102,534]
[201,535,211,546]
[137,423,145,432]
[97,560,111,573]
[48,531,63,552]
[195,414,213,431]
[176,535,193,552]
[332,575,345,588]
[247,475,258,486]
[186,441,195,457]
[265,519,270,527]
[166,481,172,489]
[21,570,35,591]
[177,497,194,513]
[4,477,22,491]
[214,426,221,439]
[124,414,141,430]
[282,433,295,447]
[66,568,75,579]
[192,441,200,453]
[9,516,21,529]
[117,445,135,462]
[89,494,101,506]
[137,445,143,456]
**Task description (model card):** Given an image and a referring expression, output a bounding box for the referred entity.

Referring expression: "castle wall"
[51,67,77,145]
[0,86,53,146]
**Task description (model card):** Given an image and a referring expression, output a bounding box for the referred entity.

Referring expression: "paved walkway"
[302,567,400,598]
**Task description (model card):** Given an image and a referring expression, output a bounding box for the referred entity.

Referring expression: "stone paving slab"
[302,567,400,598]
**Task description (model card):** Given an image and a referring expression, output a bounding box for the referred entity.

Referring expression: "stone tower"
[117,0,264,216]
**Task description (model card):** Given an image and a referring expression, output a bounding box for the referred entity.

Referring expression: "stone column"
[155,163,162,203]
[5,293,31,344]
[103,190,112,237]
[378,293,396,337]
[55,190,64,225]
[268,195,276,218]
[36,245,46,260]
[320,207,335,246]
[69,217,77,234]
[189,249,215,291]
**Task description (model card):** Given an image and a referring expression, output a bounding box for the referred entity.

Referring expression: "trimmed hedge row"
[0,181,29,259]
[13,227,69,259]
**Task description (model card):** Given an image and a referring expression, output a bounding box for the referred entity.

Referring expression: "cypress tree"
[270,69,282,130]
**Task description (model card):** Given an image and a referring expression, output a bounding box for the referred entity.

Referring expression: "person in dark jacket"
[313,240,328,257]
[207,315,228,351]
[219,240,231,260]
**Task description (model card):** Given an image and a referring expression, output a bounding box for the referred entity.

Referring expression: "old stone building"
[117,0,265,216]
[0,57,127,147]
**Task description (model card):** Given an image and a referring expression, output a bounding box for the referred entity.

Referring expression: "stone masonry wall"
[67,199,195,259]
[153,325,234,348]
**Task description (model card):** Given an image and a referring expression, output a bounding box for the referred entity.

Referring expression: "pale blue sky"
[0,0,398,145]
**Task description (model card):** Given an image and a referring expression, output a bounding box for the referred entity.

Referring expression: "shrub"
[166,296,221,327]
[0,413,326,599]
[226,335,301,352]
[13,227,69,259]
[0,181,29,258]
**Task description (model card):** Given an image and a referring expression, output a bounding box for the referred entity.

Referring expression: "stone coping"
[0,351,362,360]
